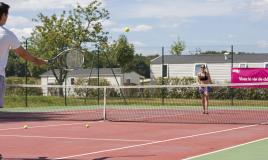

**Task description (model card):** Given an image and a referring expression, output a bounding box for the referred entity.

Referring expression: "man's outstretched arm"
[13,46,47,65]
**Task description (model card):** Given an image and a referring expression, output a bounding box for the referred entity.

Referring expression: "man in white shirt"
[0,2,47,108]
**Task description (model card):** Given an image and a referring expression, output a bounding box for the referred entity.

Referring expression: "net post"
[161,46,165,105]
[64,76,67,106]
[25,38,28,107]
[97,47,100,105]
[103,87,107,121]
[231,45,234,106]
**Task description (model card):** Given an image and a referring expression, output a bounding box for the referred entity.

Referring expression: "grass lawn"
[3,96,268,111]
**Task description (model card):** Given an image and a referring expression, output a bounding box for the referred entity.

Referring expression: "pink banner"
[231,68,268,88]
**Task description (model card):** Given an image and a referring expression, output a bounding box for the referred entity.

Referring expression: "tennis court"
[1,120,268,159]
[184,137,268,160]
[0,84,268,159]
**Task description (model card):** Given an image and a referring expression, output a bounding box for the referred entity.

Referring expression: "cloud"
[107,0,244,31]
[111,24,153,32]
[169,34,181,39]
[102,20,117,28]
[160,22,181,28]
[249,0,268,12]
[223,0,268,21]
[247,0,268,19]
[10,28,33,40]
[109,0,268,21]
[111,0,234,20]
[4,0,102,11]
[257,40,268,48]
[7,16,35,28]
[227,34,236,39]
[132,25,153,32]
[159,18,193,29]
[3,0,106,39]
[131,41,146,47]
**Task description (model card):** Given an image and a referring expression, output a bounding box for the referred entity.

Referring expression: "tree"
[28,0,109,89]
[131,54,150,78]
[170,38,185,55]
[6,52,27,77]
[109,35,135,72]
[200,50,228,55]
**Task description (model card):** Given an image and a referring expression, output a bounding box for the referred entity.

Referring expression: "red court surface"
[0,120,268,160]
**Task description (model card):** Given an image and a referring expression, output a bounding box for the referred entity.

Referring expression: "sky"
[2,0,268,55]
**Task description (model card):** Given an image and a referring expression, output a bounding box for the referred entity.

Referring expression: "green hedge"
[124,77,268,100]
[5,77,42,96]
[5,76,268,100]
[73,78,110,98]
[6,76,40,84]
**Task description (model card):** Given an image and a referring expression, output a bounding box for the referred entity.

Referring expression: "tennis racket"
[48,48,84,70]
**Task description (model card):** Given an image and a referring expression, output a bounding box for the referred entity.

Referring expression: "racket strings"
[48,49,84,70]
[65,50,84,69]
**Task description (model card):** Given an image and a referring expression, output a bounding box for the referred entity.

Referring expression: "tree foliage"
[170,38,185,55]
[200,50,228,55]
[108,35,135,72]
[27,0,109,86]
[6,52,27,77]
[131,54,150,78]
[6,0,152,82]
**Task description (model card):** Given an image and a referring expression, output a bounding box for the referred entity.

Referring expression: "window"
[71,78,75,85]
[264,62,268,68]
[239,63,248,68]
[194,63,207,76]
[162,65,168,77]
[126,79,131,84]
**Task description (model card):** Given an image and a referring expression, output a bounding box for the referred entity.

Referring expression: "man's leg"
[0,75,5,108]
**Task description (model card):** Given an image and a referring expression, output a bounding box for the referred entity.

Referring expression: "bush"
[6,76,40,84]
[73,78,110,98]
[5,77,42,96]
[150,77,268,100]
[150,77,199,99]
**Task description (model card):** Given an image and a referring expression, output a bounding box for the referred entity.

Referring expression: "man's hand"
[33,58,48,66]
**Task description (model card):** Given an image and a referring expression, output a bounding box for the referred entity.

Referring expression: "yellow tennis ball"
[85,124,90,128]
[23,125,28,129]
[124,27,130,32]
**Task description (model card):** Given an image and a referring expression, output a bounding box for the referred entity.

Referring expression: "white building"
[40,68,143,96]
[150,54,268,83]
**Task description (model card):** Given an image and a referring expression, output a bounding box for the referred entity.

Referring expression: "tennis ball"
[23,125,28,129]
[124,27,130,32]
[85,124,90,128]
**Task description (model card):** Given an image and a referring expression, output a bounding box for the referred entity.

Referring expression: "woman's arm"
[196,73,201,84]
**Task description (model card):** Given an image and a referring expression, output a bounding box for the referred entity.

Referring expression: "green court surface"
[187,137,268,160]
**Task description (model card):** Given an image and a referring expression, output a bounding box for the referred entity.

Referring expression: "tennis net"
[1,83,268,124]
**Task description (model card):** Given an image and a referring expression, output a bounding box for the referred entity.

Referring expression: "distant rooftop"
[151,54,268,64]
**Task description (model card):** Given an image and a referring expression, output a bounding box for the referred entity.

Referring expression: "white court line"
[55,124,259,159]
[0,134,153,142]
[183,137,268,160]
[0,121,103,131]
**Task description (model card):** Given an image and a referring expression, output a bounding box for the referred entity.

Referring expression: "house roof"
[151,54,268,64]
[40,68,122,77]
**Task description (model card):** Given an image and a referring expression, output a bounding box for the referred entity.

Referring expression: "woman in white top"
[0,2,47,108]
[196,64,212,114]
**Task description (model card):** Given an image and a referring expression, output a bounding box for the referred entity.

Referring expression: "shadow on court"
[0,111,101,123]
[0,155,77,160]
[92,154,156,160]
